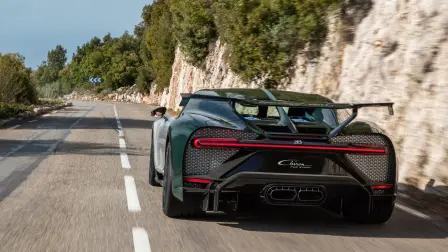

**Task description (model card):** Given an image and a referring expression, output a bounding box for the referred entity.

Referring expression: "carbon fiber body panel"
[330,134,396,184]
[184,127,258,176]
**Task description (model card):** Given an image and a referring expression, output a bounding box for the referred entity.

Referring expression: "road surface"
[0,101,446,252]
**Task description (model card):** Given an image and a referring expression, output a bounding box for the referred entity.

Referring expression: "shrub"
[213,0,339,86]
[36,81,63,99]
[170,0,217,66]
[0,53,37,104]
[0,102,31,120]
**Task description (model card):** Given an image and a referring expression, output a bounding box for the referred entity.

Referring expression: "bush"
[0,102,31,120]
[213,0,339,86]
[0,53,37,104]
[36,81,63,99]
[37,98,64,106]
[136,65,156,94]
[170,0,217,66]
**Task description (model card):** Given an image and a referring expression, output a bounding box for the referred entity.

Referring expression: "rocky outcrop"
[155,0,448,196]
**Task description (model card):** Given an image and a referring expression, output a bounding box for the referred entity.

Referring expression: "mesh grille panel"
[184,127,258,176]
[331,134,395,184]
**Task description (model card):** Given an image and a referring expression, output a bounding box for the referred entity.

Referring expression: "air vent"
[256,125,291,133]
[296,127,328,135]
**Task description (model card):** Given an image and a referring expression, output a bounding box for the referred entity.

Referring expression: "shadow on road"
[0,139,150,157]
[0,116,154,130]
[196,207,447,239]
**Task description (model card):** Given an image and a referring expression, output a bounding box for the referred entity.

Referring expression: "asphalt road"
[0,101,446,252]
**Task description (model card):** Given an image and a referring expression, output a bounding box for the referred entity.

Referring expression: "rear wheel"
[162,141,205,218]
[148,134,161,186]
[343,198,395,224]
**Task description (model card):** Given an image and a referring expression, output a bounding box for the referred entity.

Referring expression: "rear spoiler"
[179,93,394,138]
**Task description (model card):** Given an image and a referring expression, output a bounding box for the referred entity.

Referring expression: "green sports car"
[149,88,397,224]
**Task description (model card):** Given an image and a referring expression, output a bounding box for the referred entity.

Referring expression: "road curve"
[0,101,446,252]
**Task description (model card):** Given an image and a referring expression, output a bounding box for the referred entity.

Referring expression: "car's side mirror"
[151,107,167,117]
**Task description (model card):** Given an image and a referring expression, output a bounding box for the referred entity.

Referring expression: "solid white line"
[119,138,127,149]
[396,203,431,220]
[124,176,141,212]
[43,114,50,117]
[132,227,151,252]
[28,120,38,123]
[121,153,131,169]
[8,125,21,130]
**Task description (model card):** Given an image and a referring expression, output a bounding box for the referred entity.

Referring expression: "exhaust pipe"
[262,185,326,205]
[297,188,324,202]
[265,186,297,203]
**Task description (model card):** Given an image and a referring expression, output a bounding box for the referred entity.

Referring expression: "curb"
[0,102,73,128]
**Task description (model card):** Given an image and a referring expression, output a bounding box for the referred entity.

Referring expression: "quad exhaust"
[262,185,326,206]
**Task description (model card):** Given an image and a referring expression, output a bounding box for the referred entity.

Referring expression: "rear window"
[234,102,340,127]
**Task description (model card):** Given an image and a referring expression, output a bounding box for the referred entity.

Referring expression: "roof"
[194,88,333,103]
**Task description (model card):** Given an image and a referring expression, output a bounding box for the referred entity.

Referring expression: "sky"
[0,0,151,69]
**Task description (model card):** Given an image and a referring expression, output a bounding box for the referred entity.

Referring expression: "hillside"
[65,0,448,197]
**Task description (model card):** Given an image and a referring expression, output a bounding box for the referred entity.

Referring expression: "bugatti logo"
[278,160,312,169]
[294,140,302,145]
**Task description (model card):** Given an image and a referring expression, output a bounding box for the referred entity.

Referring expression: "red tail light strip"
[183,177,212,184]
[192,138,387,154]
[371,185,393,189]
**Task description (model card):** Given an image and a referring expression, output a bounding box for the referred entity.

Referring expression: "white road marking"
[121,153,131,169]
[118,129,124,137]
[113,105,119,117]
[28,120,38,123]
[124,176,141,212]
[8,125,21,130]
[132,227,151,252]
[119,138,127,149]
[52,110,58,114]
[43,114,50,117]
[396,203,431,220]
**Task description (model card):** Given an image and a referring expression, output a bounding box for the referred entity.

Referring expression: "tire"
[344,199,395,224]
[162,141,205,218]
[148,134,161,186]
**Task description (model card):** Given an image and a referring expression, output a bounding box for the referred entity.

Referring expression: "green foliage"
[36,81,63,99]
[37,98,64,106]
[35,45,68,85]
[0,102,31,120]
[67,32,142,90]
[213,0,339,86]
[136,66,156,93]
[145,0,176,91]
[170,0,217,65]
[0,53,37,104]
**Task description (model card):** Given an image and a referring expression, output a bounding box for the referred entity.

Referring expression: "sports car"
[149,88,397,224]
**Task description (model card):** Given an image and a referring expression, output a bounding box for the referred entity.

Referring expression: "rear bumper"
[183,172,397,213]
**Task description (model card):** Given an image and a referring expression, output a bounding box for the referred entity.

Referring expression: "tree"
[0,53,37,104]
[47,45,67,71]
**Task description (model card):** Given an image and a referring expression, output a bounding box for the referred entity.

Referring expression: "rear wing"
[180,93,394,138]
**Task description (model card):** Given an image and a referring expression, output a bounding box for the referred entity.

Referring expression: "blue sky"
[0,0,151,69]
